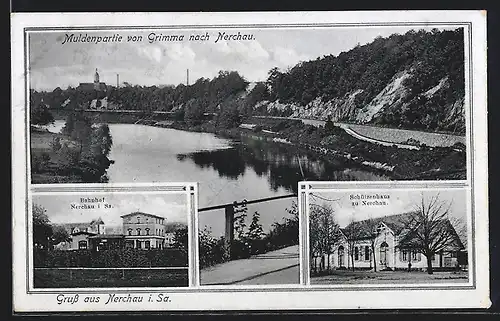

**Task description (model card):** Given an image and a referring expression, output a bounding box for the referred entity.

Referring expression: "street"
[200,245,300,285]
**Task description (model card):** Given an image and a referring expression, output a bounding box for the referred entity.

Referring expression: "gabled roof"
[90,217,104,225]
[342,212,413,239]
[120,211,165,220]
[343,212,465,250]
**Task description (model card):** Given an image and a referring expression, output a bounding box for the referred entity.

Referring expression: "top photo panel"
[28,25,469,185]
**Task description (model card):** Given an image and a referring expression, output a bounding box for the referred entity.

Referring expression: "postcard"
[11,10,489,312]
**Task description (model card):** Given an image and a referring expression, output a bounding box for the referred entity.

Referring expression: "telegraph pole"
[186,69,189,86]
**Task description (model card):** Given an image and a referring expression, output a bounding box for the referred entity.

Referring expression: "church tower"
[94,68,100,83]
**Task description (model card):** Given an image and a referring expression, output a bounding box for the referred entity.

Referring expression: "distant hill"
[251,28,465,134]
[30,28,465,134]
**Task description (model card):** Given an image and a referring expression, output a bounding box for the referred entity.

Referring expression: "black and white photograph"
[28,25,468,286]
[31,191,191,288]
[12,11,489,311]
[307,188,469,286]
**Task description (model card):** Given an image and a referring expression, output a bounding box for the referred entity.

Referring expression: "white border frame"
[12,11,489,311]
[302,182,473,289]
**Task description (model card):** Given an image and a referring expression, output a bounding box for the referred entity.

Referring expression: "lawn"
[34,268,189,288]
[311,269,469,285]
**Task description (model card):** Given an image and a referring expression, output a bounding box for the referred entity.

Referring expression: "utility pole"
[117,74,119,88]
[186,69,189,86]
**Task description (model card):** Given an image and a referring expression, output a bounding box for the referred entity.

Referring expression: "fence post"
[224,205,235,259]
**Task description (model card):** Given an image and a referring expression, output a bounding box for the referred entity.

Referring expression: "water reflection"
[177,136,389,194]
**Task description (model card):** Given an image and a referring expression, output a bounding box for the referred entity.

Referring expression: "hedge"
[34,248,188,268]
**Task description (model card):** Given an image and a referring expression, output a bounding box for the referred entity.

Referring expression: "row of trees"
[30,70,249,114]
[30,28,465,133]
[33,203,71,250]
[247,28,465,133]
[199,202,299,269]
[310,192,465,275]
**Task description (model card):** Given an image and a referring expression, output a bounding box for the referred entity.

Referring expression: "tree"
[51,225,71,246]
[90,124,113,156]
[183,98,204,127]
[217,97,243,129]
[343,215,363,271]
[30,91,54,125]
[309,203,342,272]
[32,203,52,249]
[398,192,464,274]
[30,102,54,125]
[324,115,335,132]
[173,226,189,251]
[233,201,248,240]
[363,217,379,272]
[247,211,265,240]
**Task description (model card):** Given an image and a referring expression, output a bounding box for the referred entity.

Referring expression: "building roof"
[88,234,125,239]
[342,212,465,250]
[58,222,94,234]
[120,212,166,220]
[342,212,412,239]
[90,217,104,225]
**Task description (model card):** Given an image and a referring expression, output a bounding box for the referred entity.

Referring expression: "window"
[78,240,87,250]
[137,216,141,223]
[364,246,370,261]
[431,254,436,261]
[354,247,359,261]
[402,250,408,262]
[145,241,150,249]
[145,228,150,236]
[128,229,132,236]
[412,251,418,261]
[137,228,141,236]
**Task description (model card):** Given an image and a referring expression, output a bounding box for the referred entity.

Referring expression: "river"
[46,120,389,237]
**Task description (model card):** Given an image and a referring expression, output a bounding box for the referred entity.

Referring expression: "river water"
[47,120,389,236]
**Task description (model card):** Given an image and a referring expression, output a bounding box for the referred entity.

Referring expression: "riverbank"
[30,120,113,184]
[141,119,466,180]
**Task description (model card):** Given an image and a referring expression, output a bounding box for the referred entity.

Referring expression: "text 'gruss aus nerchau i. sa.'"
[56,293,172,305]
[60,31,256,45]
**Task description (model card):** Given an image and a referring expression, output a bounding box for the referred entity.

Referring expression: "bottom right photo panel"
[305,184,471,286]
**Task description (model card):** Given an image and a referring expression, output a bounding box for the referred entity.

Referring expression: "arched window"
[380,242,389,267]
[128,228,132,236]
[145,228,150,236]
[137,216,141,223]
[136,228,141,236]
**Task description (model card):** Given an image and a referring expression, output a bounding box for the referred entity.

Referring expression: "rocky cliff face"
[256,67,465,134]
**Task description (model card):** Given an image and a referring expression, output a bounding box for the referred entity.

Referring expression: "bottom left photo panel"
[29,183,196,289]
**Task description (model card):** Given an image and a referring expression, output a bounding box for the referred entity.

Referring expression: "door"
[338,246,345,268]
[380,242,389,269]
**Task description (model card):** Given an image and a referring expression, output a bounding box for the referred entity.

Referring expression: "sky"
[309,189,467,229]
[32,193,188,228]
[28,26,458,91]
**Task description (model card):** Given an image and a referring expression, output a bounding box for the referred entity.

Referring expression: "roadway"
[200,245,300,285]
